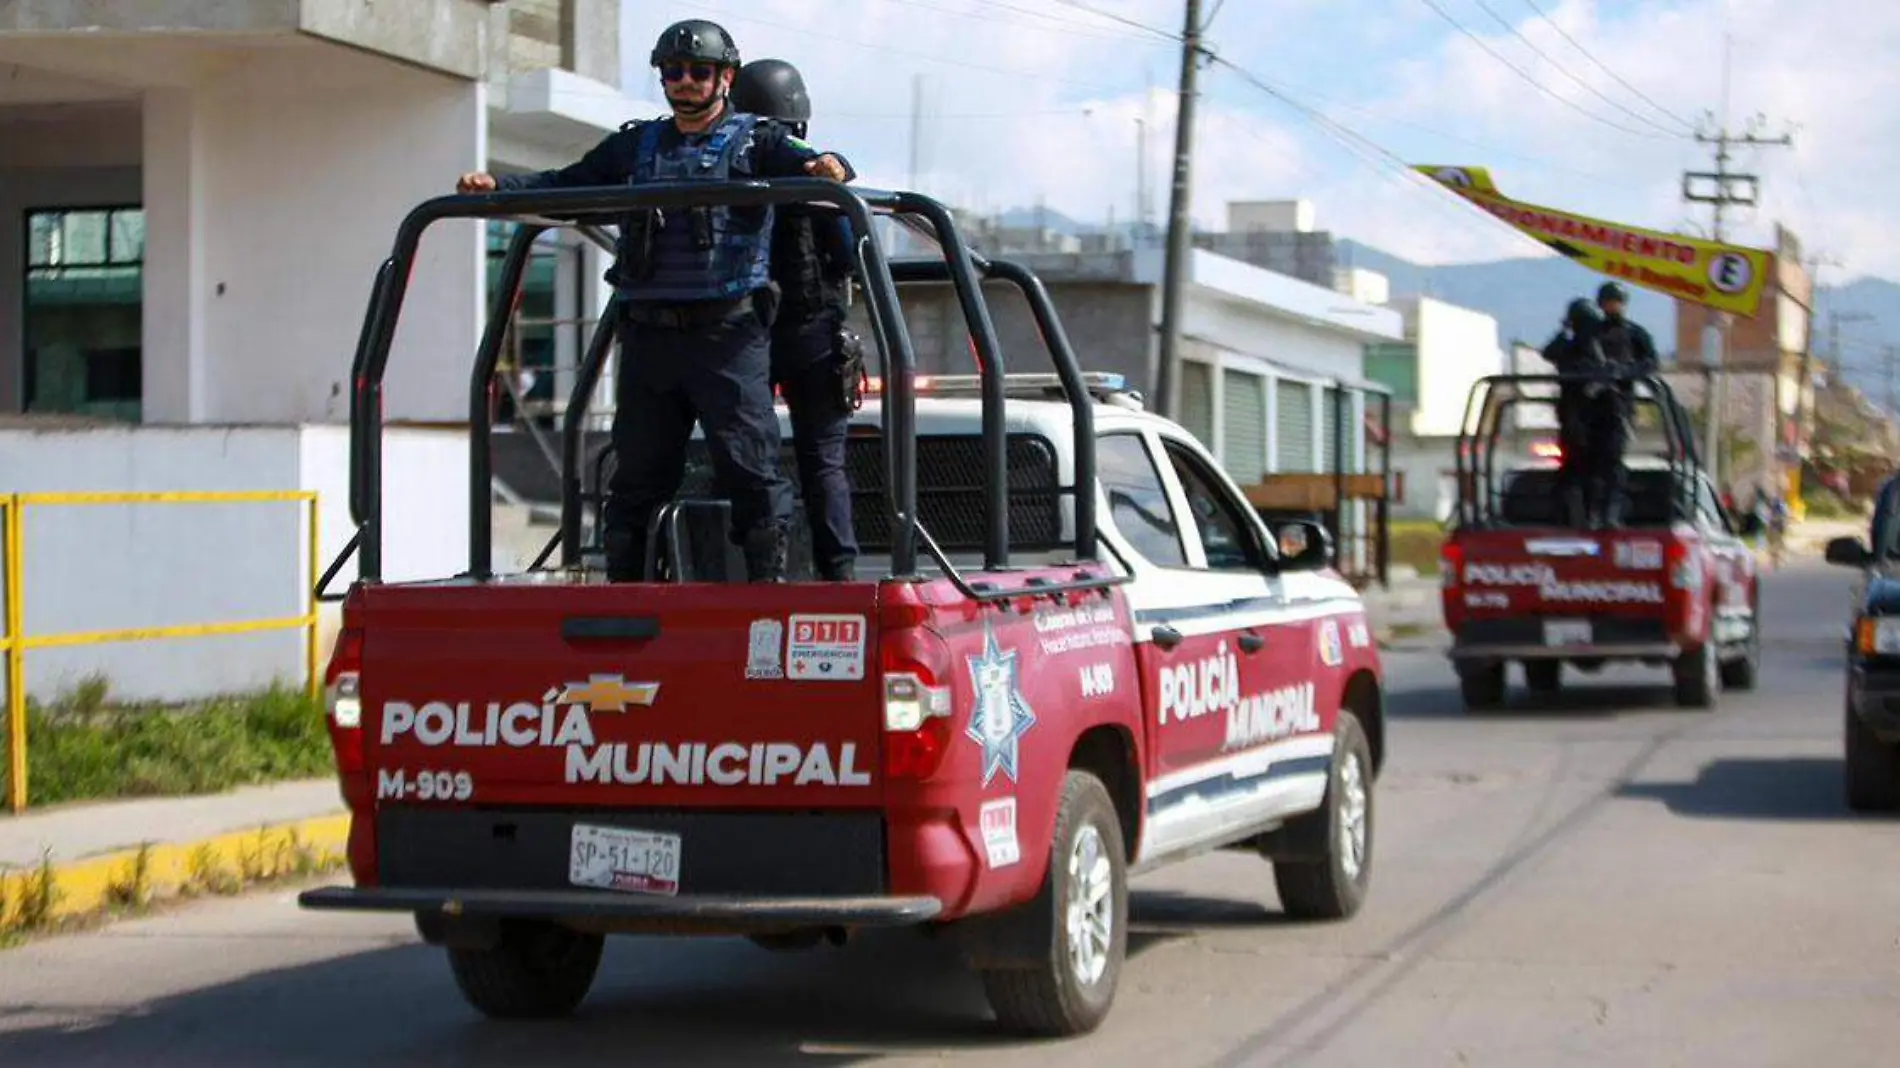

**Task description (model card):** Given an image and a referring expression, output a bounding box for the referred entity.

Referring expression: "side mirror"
[1825,536,1872,568]
[1734,513,1763,538]
[1273,519,1334,572]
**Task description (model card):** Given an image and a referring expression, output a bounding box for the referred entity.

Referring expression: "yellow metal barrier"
[2,491,321,813]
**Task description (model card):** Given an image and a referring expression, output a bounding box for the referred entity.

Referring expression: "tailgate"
[359,582,885,810]
[1450,529,1677,621]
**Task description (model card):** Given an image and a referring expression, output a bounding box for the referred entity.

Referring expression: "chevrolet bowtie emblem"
[557,674,660,713]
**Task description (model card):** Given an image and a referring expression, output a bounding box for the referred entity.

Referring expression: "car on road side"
[1823,472,1900,811]
[298,180,1388,1037]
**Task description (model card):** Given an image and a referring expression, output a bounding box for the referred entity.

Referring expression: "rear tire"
[1272,710,1374,921]
[1845,699,1900,812]
[1459,661,1506,710]
[1720,602,1761,691]
[1524,660,1562,694]
[447,919,604,1019]
[979,771,1128,1037]
[1672,638,1720,709]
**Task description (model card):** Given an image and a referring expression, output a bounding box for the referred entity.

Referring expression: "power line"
[1203,56,1514,251]
[1517,0,1700,132]
[897,0,1165,45]
[1414,0,1680,141]
[1048,0,1178,41]
[693,4,1143,94]
[1467,0,1692,137]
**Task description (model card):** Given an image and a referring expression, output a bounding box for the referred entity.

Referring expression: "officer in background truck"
[1540,297,1607,527]
[1584,282,1661,528]
[453,19,857,583]
[731,57,864,581]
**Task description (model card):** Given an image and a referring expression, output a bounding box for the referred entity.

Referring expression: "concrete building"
[1194,199,1339,290]
[1361,296,1508,522]
[0,0,635,700]
[848,246,1402,486]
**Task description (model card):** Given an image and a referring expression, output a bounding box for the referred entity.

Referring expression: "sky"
[614,0,1893,282]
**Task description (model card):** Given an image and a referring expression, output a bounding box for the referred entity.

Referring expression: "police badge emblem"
[965,622,1037,785]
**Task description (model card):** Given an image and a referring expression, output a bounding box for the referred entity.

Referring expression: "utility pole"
[1789,252,1844,510]
[1153,0,1207,420]
[1680,35,1791,489]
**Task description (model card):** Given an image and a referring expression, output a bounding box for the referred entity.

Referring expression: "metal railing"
[1,491,321,812]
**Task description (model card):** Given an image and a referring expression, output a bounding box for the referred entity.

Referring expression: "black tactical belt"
[623,296,750,330]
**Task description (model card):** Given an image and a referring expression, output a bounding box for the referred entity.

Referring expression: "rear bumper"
[298,885,942,927]
[1450,641,1680,661]
[1450,616,1678,662]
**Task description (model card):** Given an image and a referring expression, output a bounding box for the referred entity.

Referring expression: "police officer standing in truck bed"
[455,19,857,583]
[732,58,864,581]
[1585,281,1661,527]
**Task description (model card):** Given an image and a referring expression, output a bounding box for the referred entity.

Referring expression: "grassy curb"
[0,674,331,809]
[0,815,348,946]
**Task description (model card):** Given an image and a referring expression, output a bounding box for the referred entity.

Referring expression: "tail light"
[880,598,954,780]
[1439,541,1466,628]
[1666,539,1699,592]
[1439,542,1464,588]
[324,625,366,777]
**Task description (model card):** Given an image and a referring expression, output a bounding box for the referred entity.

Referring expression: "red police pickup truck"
[1440,374,1763,711]
[298,183,1388,1037]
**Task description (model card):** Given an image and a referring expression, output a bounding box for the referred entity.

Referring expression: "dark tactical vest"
[618,112,773,303]
[772,206,853,319]
[1597,319,1634,366]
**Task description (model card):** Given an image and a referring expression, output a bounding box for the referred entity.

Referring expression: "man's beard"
[671,87,722,116]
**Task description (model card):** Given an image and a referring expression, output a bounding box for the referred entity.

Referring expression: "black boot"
[604,527,644,583]
[1561,484,1587,529]
[818,555,857,582]
[742,523,790,583]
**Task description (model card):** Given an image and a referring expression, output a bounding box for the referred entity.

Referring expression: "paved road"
[3,563,1898,1067]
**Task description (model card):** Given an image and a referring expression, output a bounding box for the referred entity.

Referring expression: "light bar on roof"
[861,372,1131,399]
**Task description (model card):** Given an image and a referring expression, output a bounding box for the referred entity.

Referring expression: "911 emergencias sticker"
[786,614,866,681]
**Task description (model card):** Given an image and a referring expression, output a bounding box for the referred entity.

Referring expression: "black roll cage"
[315,179,1111,604]
[1450,371,1704,529]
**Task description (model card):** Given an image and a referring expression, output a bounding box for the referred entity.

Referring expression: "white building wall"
[1187,292,1375,383]
[141,43,486,426]
[1406,297,1505,438]
[0,427,468,703]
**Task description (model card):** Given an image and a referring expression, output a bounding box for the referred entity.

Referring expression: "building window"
[22,206,144,422]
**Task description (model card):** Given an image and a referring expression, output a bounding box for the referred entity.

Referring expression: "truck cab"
[298,181,1386,1037]
[1439,372,1762,710]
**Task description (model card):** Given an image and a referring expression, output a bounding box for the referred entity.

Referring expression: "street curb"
[0,811,348,932]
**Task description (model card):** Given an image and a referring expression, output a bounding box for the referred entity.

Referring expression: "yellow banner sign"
[1412,165,1772,318]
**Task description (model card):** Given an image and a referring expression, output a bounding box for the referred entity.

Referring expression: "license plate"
[568,823,681,896]
[1543,619,1591,646]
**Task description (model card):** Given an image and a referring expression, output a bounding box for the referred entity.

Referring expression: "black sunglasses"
[660,62,719,83]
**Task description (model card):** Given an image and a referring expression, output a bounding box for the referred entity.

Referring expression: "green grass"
[0,675,331,809]
[1389,519,1447,577]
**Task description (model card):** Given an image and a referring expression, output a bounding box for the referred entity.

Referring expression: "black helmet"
[732,59,812,124]
[650,19,740,68]
[1565,297,1599,329]
[1597,281,1629,306]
